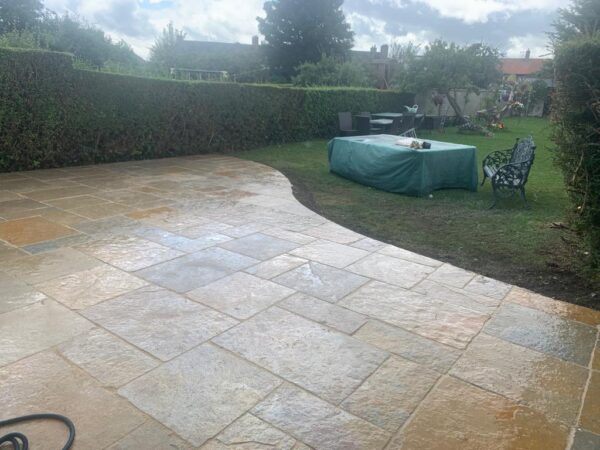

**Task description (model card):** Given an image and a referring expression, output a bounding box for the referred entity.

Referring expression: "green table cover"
[328,134,478,196]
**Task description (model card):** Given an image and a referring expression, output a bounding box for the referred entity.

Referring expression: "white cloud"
[347,12,430,51]
[506,33,552,57]
[388,0,567,24]
[41,0,564,59]
[43,0,265,58]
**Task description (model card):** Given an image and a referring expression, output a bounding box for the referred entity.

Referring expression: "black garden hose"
[0,414,75,450]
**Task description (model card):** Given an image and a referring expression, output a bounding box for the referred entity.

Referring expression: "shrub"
[292,56,372,87]
[457,120,490,136]
[552,36,600,275]
[0,30,42,49]
[0,48,413,171]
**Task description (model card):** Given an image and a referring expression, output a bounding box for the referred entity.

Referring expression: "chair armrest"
[483,149,512,168]
[491,161,532,187]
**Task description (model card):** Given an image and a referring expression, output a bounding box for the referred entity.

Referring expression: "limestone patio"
[0,155,599,450]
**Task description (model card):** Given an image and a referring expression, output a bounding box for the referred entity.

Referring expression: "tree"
[292,55,371,87]
[258,0,354,79]
[550,0,600,47]
[389,41,420,89]
[390,41,420,67]
[401,40,502,118]
[44,14,142,68]
[150,22,186,70]
[0,0,43,34]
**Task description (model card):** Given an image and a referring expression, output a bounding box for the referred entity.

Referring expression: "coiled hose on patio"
[0,413,75,450]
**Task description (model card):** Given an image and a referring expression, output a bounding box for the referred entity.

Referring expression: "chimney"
[252,35,259,46]
[370,45,377,54]
[525,49,530,59]
[380,44,389,58]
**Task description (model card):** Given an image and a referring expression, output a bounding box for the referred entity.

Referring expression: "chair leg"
[481,173,487,186]
[489,187,498,209]
[520,188,529,209]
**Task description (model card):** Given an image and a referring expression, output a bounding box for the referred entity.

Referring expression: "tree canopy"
[0,0,43,34]
[551,0,600,47]
[46,14,142,68]
[399,40,502,118]
[0,4,142,70]
[258,0,354,79]
[149,22,186,70]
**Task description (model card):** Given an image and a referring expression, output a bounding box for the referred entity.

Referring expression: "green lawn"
[235,117,597,307]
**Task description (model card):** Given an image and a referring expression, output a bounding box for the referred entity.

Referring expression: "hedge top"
[0,47,413,172]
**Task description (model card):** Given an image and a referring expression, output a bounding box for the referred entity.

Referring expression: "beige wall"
[415,89,493,117]
[414,89,544,117]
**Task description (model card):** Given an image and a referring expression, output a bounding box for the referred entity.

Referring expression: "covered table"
[327,134,478,196]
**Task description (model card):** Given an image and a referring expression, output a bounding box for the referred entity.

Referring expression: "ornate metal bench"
[481,136,536,208]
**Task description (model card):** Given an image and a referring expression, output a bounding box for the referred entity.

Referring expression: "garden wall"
[415,89,545,118]
[415,89,493,117]
[0,48,414,172]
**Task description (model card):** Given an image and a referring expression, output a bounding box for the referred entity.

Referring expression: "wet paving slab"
[0,155,598,449]
[484,302,597,366]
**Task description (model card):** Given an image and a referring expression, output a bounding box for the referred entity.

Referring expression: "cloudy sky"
[42,0,566,59]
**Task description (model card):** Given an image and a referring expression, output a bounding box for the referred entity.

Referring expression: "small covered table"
[327,134,478,196]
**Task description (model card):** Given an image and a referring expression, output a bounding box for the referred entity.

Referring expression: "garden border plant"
[0,47,413,171]
[552,35,600,278]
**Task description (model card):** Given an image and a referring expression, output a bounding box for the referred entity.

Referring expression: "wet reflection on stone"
[484,303,597,366]
[451,333,588,424]
[339,281,488,349]
[390,377,569,450]
[506,286,600,326]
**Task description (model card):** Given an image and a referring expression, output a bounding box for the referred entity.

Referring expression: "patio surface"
[0,155,599,450]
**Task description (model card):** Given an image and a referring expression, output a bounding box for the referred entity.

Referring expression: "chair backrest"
[400,128,417,138]
[510,136,536,164]
[414,115,425,129]
[356,115,371,134]
[389,117,402,135]
[510,136,536,184]
[401,114,415,133]
[338,112,353,131]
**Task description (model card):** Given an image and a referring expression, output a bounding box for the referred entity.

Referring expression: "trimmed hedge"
[0,48,413,171]
[552,36,600,274]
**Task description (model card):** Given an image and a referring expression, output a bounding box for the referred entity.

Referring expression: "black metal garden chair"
[400,113,415,134]
[338,112,358,136]
[481,136,536,208]
[389,116,402,135]
[356,115,381,135]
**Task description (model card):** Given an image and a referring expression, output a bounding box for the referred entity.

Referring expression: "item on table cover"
[395,138,431,150]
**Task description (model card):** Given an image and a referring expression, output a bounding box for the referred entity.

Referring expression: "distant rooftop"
[500,57,547,76]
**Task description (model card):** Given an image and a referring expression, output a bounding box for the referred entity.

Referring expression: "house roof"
[500,58,547,76]
[176,40,259,55]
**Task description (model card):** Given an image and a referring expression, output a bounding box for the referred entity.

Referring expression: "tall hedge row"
[0,48,413,171]
[552,36,600,274]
